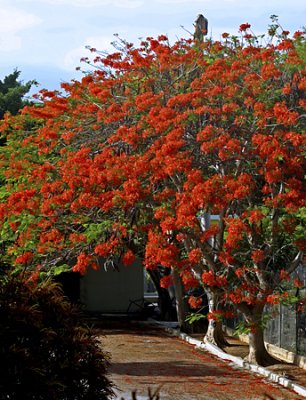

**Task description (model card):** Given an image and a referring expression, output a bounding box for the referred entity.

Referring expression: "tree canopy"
[0,22,305,365]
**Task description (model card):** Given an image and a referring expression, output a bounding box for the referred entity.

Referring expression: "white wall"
[80,260,144,313]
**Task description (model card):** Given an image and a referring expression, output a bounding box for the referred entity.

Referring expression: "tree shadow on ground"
[97,328,172,338]
[110,360,234,377]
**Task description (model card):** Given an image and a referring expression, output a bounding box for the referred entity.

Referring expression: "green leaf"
[185,312,206,325]
[52,264,71,276]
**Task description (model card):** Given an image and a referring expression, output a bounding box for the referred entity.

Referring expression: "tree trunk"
[172,268,190,332]
[247,325,277,366]
[239,304,277,366]
[203,288,228,347]
[205,319,228,347]
[147,269,175,321]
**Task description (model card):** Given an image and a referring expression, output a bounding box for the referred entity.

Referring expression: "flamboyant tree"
[0,21,305,365]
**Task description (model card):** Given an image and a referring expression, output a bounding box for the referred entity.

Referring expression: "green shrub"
[0,274,113,400]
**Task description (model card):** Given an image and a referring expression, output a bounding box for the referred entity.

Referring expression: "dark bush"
[0,274,113,400]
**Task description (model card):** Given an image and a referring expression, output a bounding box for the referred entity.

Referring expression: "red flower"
[160,275,173,289]
[207,310,223,321]
[247,210,264,224]
[293,31,303,39]
[72,252,91,275]
[280,270,290,281]
[15,252,34,265]
[188,296,202,309]
[202,271,227,287]
[294,278,303,289]
[188,248,202,264]
[181,271,199,290]
[235,268,244,278]
[122,250,136,266]
[239,23,251,32]
[251,250,265,263]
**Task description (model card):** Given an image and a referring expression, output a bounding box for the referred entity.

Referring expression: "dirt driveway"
[98,322,304,400]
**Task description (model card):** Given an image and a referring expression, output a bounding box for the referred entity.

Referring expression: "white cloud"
[0,7,41,34]
[0,35,22,52]
[155,0,207,3]
[39,0,143,7]
[0,6,42,51]
[63,35,115,70]
[113,0,143,7]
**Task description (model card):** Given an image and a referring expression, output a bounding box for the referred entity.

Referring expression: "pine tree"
[0,69,36,119]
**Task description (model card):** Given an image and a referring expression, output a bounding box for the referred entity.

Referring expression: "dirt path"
[98,322,304,400]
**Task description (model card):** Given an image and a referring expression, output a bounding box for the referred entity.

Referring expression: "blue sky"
[0,0,305,95]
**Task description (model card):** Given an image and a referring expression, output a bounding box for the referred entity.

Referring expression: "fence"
[264,265,306,356]
[226,265,306,357]
[264,302,306,356]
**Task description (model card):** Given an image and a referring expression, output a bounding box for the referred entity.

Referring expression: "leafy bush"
[0,274,113,400]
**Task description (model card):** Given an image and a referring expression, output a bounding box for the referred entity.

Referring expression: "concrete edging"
[151,321,306,399]
[223,325,306,370]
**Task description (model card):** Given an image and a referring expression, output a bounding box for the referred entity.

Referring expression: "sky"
[0,0,305,96]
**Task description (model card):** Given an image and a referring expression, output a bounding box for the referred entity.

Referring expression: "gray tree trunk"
[244,304,277,366]
[203,288,228,347]
[172,268,190,332]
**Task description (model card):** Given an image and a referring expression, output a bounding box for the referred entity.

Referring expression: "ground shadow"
[95,325,174,338]
[110,360,234,377]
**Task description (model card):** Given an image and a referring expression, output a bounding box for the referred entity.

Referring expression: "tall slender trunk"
[172,268,190,332]
[203,288,228,347]
[199,213,227,345]
[147,269,174,320]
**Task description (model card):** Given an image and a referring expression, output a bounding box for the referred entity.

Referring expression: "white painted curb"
[150,320,306,399]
